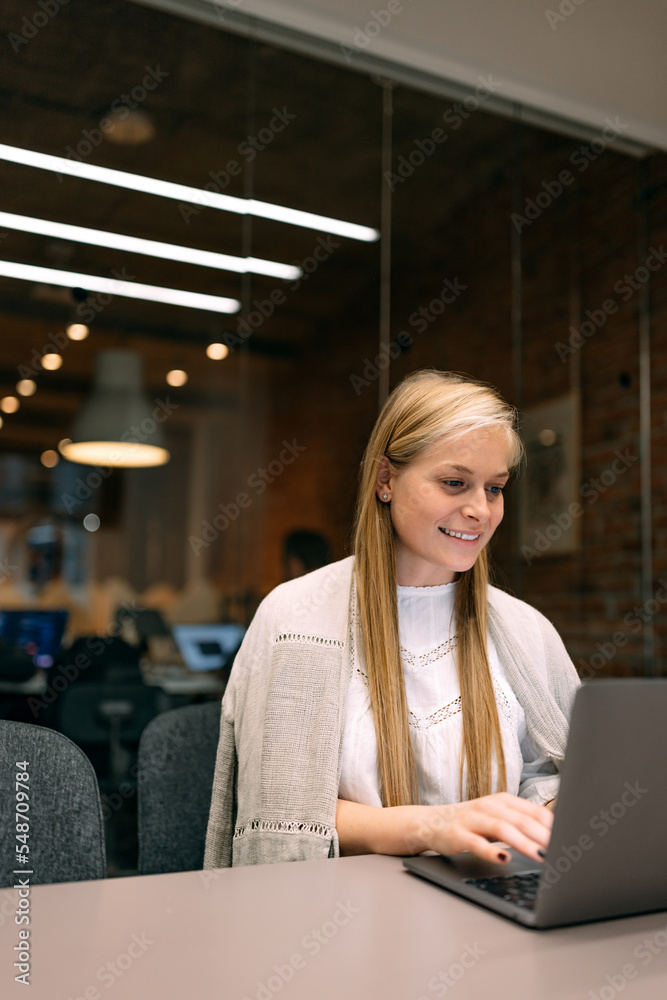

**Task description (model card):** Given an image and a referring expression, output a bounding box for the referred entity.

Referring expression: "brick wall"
[260,113,667,678]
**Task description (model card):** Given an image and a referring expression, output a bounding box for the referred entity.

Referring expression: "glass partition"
[0,0,662,671]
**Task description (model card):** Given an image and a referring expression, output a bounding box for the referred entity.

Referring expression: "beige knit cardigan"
[203,555,580,869]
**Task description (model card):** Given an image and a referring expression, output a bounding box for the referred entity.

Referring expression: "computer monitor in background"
[0,609,69,668]
[171,624,246,673]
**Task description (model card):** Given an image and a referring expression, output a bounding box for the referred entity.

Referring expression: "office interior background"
[0,0,665,868]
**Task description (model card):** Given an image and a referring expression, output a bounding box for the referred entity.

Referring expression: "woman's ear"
[375,455,393,502]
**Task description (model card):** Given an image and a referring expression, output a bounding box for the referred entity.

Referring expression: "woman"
[204,370,580,870]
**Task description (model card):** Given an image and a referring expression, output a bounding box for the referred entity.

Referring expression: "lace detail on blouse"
[349,578,361,667]
[347,578,507,736]
[409,695,462,731]
[493,671,514,725]
[401,635,458,669]
[274,632,344,648]
[234,819,333,840]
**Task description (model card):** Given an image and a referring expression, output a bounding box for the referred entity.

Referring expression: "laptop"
[171,623,246,673]
[403,680,667,928]
[0,608,69,668]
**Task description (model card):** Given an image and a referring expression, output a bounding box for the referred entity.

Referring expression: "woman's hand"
[337,793,553,866]
[406,792,553,865]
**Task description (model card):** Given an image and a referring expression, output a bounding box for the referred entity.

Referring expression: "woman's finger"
[474,803,552,849]
[483,817,549,860]
[454,830,514,865]
[437,805,550,863]
[480,792,554,829]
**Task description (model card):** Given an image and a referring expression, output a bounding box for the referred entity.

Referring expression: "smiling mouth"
[439,527,481,542]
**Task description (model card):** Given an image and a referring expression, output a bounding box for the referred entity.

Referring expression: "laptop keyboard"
[463,871,541,909]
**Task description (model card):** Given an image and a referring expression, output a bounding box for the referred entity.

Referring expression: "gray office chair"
[0,720,106,887]
[137,700,221,875]
[58,683,159,790]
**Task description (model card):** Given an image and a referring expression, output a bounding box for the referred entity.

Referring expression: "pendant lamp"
[59,349,170,467]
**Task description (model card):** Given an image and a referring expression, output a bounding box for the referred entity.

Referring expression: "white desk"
[1,854,666,999]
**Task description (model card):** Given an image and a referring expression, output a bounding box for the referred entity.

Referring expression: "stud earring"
[381,493,389,500]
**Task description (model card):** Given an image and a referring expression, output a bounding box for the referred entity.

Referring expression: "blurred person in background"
[282,529,332,580]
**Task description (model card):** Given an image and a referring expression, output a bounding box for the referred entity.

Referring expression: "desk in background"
[140,662,225,711]
[140,634,226,709]
[0,670,48,724]
[1,854,666,999]
[0,669,47,696]
[0,661,223,700]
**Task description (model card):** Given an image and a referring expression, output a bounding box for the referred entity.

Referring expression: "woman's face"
[376,427,510,587]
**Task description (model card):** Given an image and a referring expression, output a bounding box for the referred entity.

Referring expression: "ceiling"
[147,0,667,152]
[0,0,382,335]
[0,0,385,450]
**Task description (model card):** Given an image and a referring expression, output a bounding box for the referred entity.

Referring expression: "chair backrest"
[54,636,142,685]
[58,683,159,744]
[0,720,106,887]
[137,700,221,875]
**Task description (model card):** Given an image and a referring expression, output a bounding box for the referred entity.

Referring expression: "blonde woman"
[204,370,579,870]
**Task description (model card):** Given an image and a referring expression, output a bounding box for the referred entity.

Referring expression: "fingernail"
[497,851,509,862]
[537,849,546,858]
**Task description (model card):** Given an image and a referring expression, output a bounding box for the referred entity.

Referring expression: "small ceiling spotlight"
[206,342,229,360]
[41,353,63,371]
[538,428,557,446]
[0,396,20,414]
[103,109,156,146]
[66,323,89,341]
[166,369,188,387]
[40,449,60,468]
[17,379,37,396]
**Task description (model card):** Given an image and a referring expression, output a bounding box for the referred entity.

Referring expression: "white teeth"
[442,528,480,541]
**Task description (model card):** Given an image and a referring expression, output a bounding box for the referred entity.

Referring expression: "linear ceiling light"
[0,210,301,280]
[0,143,380,242]
[0,260,240,314]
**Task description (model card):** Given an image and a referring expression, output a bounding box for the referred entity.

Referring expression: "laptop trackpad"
[424,848,541,881]
[404,849,542,895]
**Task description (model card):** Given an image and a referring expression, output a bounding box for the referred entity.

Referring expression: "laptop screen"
[171,624,246,672]
[0,609,69,668]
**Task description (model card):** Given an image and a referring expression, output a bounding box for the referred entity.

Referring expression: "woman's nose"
[460,489,489,520]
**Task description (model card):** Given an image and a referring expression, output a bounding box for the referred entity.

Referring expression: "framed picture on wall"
[520,391,581,560]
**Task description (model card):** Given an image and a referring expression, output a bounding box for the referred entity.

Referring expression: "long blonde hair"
[352,370,523,807]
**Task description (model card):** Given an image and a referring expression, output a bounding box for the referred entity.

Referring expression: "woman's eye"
[440,481,506,495]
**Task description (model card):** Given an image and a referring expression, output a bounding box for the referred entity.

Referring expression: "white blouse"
[339,580,560,807]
